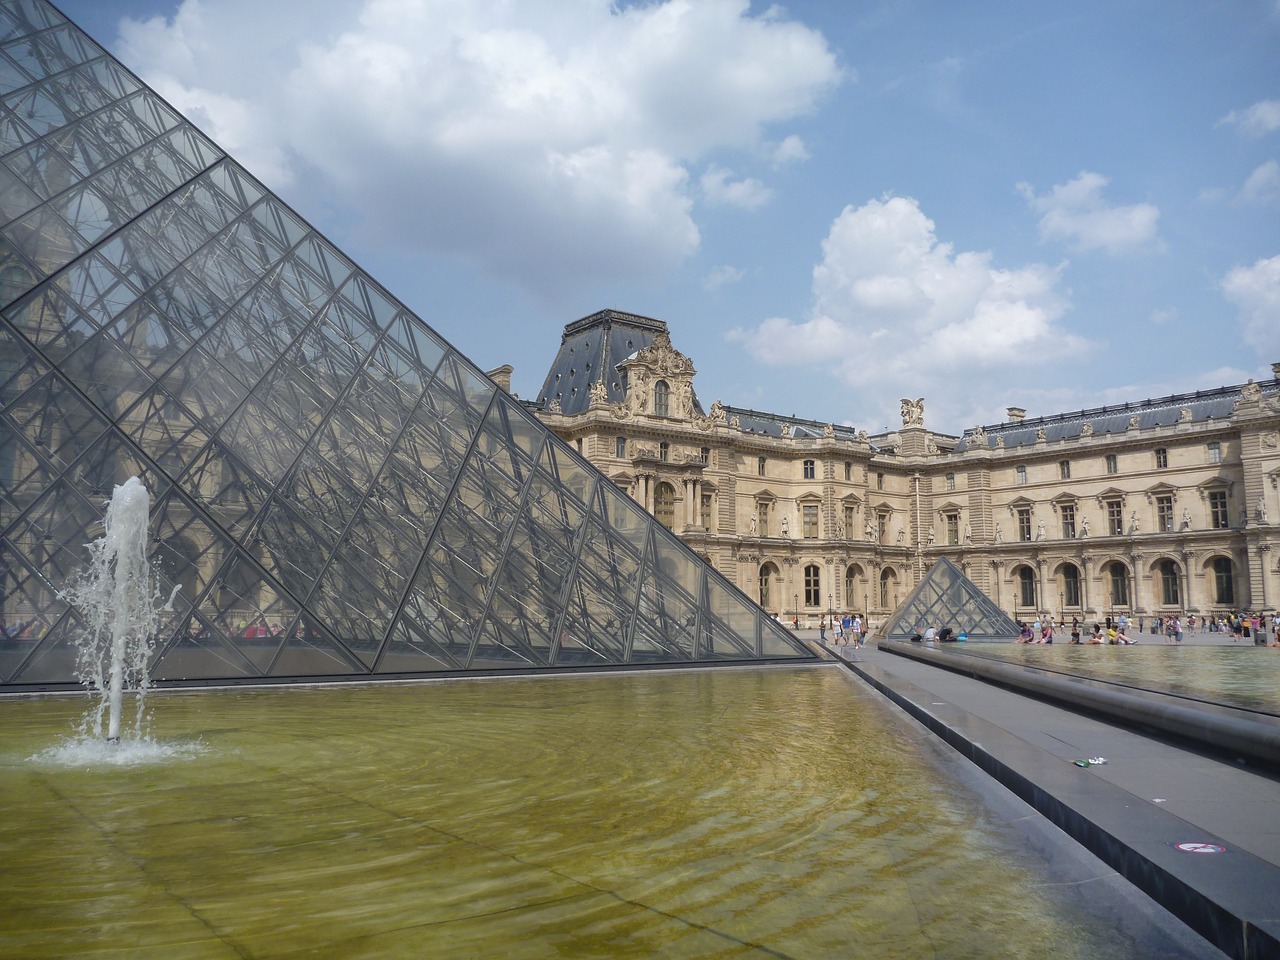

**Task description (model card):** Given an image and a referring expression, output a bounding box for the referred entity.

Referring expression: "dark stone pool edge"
[842,652,1280,960]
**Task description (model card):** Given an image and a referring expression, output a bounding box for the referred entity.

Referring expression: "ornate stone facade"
[534,312,1280,628]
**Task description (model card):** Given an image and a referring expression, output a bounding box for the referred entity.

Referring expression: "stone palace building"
[523,309,1280,628]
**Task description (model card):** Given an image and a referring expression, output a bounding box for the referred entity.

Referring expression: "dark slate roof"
[536,309,704,416]
[954,379,1279,452]
[718,405,903,451]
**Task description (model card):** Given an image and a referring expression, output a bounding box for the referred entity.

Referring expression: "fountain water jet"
[63,477,177,742]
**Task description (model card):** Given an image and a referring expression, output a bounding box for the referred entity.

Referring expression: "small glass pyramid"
[0,0,816,688]
[879,558,1020,641]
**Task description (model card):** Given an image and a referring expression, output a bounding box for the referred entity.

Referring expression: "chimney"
[486,364,513,393]
[1272,361,1280,380]
[1006,406,1026,423]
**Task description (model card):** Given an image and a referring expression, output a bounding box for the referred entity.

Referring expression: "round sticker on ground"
[1174,842,1226,854]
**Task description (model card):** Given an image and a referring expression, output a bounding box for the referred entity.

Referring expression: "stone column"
[1129,553,1144,614]
[1181,550,1200,612]
[1080,556,1093,616]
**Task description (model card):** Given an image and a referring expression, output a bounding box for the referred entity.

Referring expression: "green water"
[953,643,1280,714]
[1,667,1174,958]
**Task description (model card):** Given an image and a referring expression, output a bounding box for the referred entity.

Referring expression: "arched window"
[759,563,780,610]
[653,379,670,417]
[1107,562,1129,607]
[1159,559,1181,606]
[654,482,676,530]
[1018,567,1036,607]
[804,564,821,607]
[1061,564,1081,608]
[1213,557,1234,606]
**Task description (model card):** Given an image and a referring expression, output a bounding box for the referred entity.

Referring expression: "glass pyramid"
[879,558,1020,641]
[0,0,816,689]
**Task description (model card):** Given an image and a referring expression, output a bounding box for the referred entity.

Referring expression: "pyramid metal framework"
[879,558,1020,640]
[0,0,816,689]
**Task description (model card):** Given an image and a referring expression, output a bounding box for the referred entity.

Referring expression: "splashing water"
[61,477,178,743]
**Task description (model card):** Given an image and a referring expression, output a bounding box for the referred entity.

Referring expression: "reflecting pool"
[1,667,1196,958]
[950,644,1280,715]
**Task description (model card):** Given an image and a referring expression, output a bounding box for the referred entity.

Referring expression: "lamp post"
[794,592,799,628]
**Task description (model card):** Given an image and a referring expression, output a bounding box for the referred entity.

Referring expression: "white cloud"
[115,0,841,299]
[701,164,772,209]
[1218,99,1280,138]
[1238,160,1280,207]
[728,196,1088,426]
[704,264,746,290]
[1221,254,1280,356]
[771,134,809,166]
[1018,172,1161,255]
[1149,307,1176,326]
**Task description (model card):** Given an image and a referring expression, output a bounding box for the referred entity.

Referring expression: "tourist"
[819,618,827,643]
[851,614,864,648]
[833,617,843,645]
[1087,624,1105,644]
[1173,614,1183,644]
[923,624,937,642]
[1070,621,1082,643]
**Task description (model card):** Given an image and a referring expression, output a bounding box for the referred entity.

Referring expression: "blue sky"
[55,0,1280,435]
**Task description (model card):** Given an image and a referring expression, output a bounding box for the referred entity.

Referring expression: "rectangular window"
[843,504,856,537]
[802,459,815,479]
[945,473,955,492]
[659,441,669,462]
[1016,465,1027,485]
[1105,454,1118,475]
[1208,490,1229,529]
[1155,447,1168,469]
[877,512,888,542]
[1106,499,1124,536]
[804,565,821,607]
[1059,460,1071,480]
[615,436,627,458]
[699,446,710,465]
[757,456,766,477]
[876,472,884,490]
[1208,441,1222,464]
[1156,495,1174,533]
[701,492,713,532]
[1060,503,1076,540]
[945,513,959,545]
[1017,507,1032,542]
[1064,568,1081,608]
[802,503,819,538]
[757,501,769,537]
[844,461,852,482]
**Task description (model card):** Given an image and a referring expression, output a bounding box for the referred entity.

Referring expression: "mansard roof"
[537,308,707,417]
[955,378,1279,452]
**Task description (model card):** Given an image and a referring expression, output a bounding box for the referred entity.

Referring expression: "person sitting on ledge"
[937,626,955,642]
[1015,622,1033,643]
[1087,625,1105,644]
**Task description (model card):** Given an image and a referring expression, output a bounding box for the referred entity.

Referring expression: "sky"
[54,0,1280,436]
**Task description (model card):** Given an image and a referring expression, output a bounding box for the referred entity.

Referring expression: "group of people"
[909,624,965,643]
[818,614,866,648]
[1011,611,1280,647]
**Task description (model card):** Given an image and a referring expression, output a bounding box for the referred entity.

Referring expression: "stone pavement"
[808,634,1280,960]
